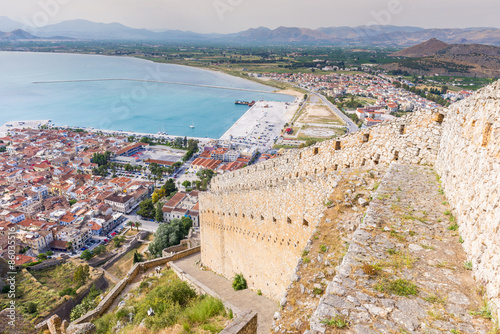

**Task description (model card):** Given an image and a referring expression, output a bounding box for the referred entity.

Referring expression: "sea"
[0,52,294,138]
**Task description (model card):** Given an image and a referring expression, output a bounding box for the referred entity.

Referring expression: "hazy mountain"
[1,17,500,46]
[0,16,24,32]
[34,19,156,40]
[0,29,39,41]
[232,26,500,46]
[0,29,73,41]
[235,26,336,43]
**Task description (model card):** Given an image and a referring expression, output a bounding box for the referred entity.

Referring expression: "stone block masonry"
[201,79,500,329]
[210,108,443,194]
[202,108,445,302]
[436,80,500,320]
[201,173,342,301]
[309,164,492,333]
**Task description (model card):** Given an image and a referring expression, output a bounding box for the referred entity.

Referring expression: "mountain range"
[1,17,500,46]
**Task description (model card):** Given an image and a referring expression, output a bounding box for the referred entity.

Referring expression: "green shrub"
[26,302,38,314]
[93,313,114,334]
[257,289,262,296]
[59,287,77,297]
[319,244,327,253]
[232,274,247,291]
[448,223,459,231]
[321,315,348,328]
[185,296,225,324]
[375,279,418,296]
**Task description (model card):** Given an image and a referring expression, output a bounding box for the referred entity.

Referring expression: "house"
[59,212,78,226]
[116,143,149,157]
[89,221,103,236]
[104,193,135,213]
[190,158,222,172]
[14,254,36,267]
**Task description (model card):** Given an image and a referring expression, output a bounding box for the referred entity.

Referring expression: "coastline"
[0,51,304,141]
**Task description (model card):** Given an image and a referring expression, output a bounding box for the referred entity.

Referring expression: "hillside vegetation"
[93,270,230,334]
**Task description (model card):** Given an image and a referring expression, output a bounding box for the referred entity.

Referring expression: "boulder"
[66,323,97,334]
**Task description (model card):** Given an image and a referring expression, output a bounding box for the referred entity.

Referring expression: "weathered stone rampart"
[435,81,500,319]
[202,80,500,330]
[202,172,341,300]
[210,109,443,194]
[202,108,445,301]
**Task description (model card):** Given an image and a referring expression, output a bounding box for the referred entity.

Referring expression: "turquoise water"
[0,52,293,138]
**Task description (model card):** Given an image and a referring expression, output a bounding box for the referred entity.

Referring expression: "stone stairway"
[309,163,494,334]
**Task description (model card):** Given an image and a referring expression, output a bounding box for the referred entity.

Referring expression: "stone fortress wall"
[201,107,445,301]
[435,81,500,317]
[202,80,500,317]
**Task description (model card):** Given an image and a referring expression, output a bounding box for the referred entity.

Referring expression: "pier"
[33,78,280,94]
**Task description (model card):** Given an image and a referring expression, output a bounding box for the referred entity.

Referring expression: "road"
[312,92,359,133]
[123,213,160,232]
[288,83,359,134]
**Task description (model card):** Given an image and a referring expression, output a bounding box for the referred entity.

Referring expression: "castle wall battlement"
[202,108,446,301]
[211,109,443,194]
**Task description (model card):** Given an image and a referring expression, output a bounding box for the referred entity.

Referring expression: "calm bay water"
[0,52,293,138]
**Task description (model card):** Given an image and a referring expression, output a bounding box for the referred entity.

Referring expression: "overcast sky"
[1,0,499,33]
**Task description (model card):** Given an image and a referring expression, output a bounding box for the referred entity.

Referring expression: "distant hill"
[0,29,72,41]
[383,38,500,78]
[392,38,449,57]
[0,29,39,40]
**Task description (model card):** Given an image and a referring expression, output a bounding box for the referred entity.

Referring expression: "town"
[0,126,275,267]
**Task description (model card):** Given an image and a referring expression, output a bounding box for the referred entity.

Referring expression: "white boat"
[189,120,195,129]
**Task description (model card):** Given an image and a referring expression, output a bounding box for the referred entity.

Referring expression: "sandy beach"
[0,119,214,144]
[0,120,51,137]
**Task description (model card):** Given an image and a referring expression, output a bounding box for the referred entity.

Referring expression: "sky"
[1,0,499,33]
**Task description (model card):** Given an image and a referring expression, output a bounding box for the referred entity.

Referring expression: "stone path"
[174,253,278,334]
[309,163,494,333]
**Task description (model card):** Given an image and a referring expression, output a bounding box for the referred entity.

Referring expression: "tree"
[113,236,125,248]
[135,222,142,231]
[155,202,164,222]
[133,251,143,263]
[80,250,93,261]
[148,218,192,257]
[182,180,191,188]
[46,250,53,256]
[137,199,155,219]
[152,192,160,204]
[125,221,134,230]
[69,199,77,206]
[164,179,177,196]
[73,265,90,287]
[92,245,106,256]
[67,241,73,251]
[37,253,47,260]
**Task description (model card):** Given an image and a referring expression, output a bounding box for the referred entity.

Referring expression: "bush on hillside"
[232,274,247,291]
